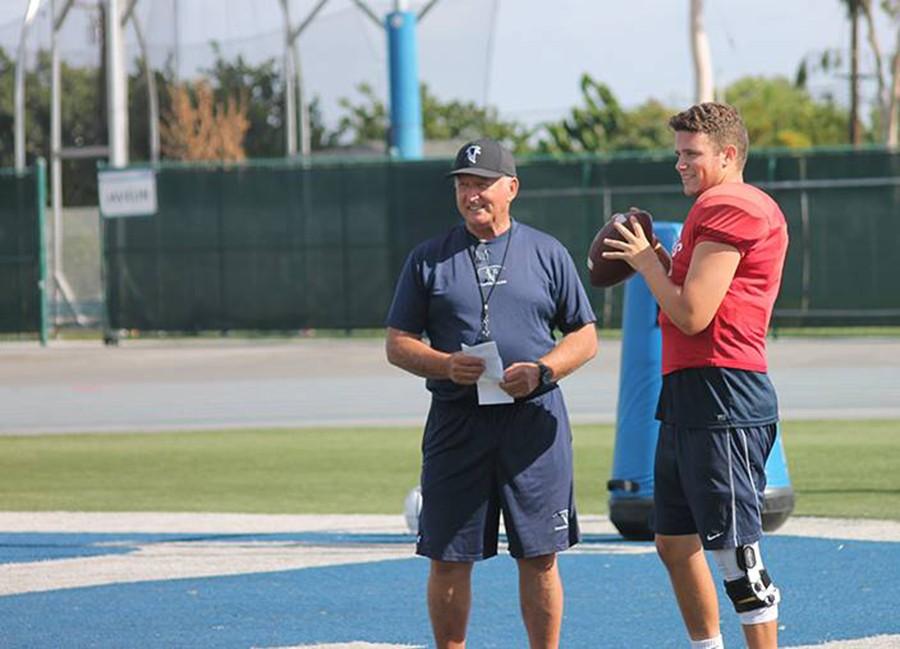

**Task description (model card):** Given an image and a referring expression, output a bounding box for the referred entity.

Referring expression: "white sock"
[690,635,724,649]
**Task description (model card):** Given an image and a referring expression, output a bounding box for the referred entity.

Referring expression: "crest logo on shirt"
[476,264,507,287]
[465,144,482,165]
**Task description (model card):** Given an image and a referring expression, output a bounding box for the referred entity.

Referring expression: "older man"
[385,138,597,649]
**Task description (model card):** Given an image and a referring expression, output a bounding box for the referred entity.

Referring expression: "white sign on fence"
[98,169,157,217]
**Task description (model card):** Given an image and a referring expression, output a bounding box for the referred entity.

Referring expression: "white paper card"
[461,341,514,405]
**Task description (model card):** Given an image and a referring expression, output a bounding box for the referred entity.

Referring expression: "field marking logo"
[465,144,482,165]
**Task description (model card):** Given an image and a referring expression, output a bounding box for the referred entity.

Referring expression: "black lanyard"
[467,224,513,342]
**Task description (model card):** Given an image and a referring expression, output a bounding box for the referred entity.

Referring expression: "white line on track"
[265,644,423,649]
[786,635,900,648]
[2,512,899,541]
[1,513,897,598]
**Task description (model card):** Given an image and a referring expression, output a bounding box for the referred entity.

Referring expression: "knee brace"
[710,543,780,623]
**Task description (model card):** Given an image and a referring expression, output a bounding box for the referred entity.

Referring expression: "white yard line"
[0,540,414,596]
[0,513,896,597]
[270,645,423,649]
[267,644,423,649]
[260,640,900,649]
[0,512,412,534]
[786,636,900,649]
[1,512,898,541]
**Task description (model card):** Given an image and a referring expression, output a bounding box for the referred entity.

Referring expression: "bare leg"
[655,534,721,641]
[517,553,563,649]
[428,560,474,649]
[743,620,778,649]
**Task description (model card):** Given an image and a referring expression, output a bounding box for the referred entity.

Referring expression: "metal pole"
[127,13,159,163]
[849,0,861,145]
[107,0,129,167]
[351,0,382,29]
[50,0,63,325]
[295,43,310,158]
[285,0,331,159]
[799,156,811,313]
[417,0,442,21]
[36,158,48,346]
[15,0,44,174]
[280,0,297,157]
[14,40,27,173]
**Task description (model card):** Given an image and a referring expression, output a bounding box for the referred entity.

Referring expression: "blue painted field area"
[0,532,897,648]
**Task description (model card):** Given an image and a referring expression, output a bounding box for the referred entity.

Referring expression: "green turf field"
[0,420,897,519]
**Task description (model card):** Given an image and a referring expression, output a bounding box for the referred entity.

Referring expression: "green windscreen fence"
[0,163,46,338]
[101,149,900,332]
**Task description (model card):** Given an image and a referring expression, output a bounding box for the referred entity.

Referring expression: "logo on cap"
[465,145,482,165]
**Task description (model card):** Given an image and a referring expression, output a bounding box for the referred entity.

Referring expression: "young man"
[602,103,788,649]
[385,138,597,648]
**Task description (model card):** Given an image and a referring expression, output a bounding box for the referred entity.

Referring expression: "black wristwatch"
[536,361,554,387]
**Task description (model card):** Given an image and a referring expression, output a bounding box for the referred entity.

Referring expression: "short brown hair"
[669,102,749,167]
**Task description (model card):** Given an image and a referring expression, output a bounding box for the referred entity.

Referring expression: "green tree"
[203,44,286,159]
[537,73,854,154]
[536,74,674,154]
[202,44,339,156]
[307,97,341,151]
[537,74,625,154]
[334,82,531,153]
[334,82,387,146]
[0,47,110,204]
[725,76,850,147]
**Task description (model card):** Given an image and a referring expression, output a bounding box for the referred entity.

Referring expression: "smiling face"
[674,130,741,197]
[454,173,519,239]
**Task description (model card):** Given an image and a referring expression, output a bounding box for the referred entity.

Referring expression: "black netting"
[0,169,42,334]
[102,149,900,332]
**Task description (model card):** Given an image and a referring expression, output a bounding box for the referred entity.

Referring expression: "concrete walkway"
[2,336,899,434]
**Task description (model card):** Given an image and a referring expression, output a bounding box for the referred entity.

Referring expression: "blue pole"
[386,10,423,159]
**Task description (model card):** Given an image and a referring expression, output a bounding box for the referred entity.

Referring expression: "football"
[587,210,654,287]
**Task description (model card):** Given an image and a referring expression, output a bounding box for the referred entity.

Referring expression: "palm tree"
[689,0,714,104]
[840,0,898,144]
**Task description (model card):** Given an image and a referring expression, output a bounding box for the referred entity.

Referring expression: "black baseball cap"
[447,138,517,179]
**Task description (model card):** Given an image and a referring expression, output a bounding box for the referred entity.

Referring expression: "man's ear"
[722,143,739,167]
[508,176,520,201]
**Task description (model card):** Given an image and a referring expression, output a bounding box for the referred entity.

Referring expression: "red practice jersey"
[661,182,789,375]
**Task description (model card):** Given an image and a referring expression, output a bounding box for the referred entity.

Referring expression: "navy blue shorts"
[416,388,579,561]
[653,423,777,550]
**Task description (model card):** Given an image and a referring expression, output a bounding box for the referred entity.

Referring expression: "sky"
[0,0,895,129]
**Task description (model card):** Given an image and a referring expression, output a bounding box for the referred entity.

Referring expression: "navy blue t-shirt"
[386,220,597,402]
[655,367,779,428]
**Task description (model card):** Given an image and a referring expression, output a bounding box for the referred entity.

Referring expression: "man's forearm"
[541,323,598,381]
[386,333,451,380]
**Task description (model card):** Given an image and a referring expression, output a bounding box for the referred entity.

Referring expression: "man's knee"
[710,542,780,625]
[655,534,703,569]
[430,560,473,581]
[516,553,557,576]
